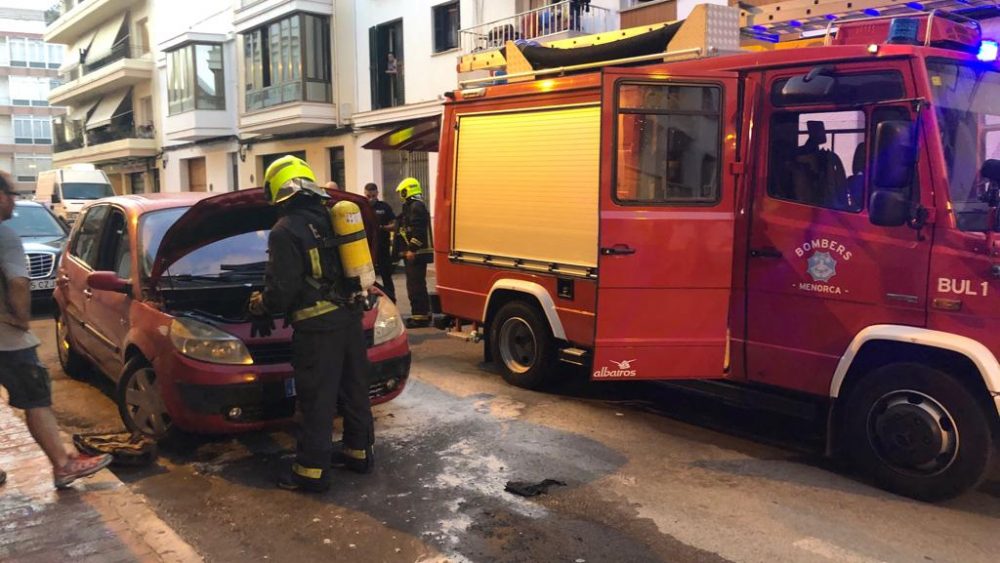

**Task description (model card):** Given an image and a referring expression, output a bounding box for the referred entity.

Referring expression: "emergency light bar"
[833,10,981,52]
[978,39,999,61]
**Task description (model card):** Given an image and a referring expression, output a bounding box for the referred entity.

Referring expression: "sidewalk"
[0,402,202,563]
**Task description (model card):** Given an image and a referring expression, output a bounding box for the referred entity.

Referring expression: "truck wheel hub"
[498,317,537,374]
[869,390,957,475]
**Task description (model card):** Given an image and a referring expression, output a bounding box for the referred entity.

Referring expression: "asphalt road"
[29,295,1000,563]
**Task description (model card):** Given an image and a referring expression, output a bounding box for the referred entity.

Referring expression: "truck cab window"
[767,110,865,212]
[615,83,721,205]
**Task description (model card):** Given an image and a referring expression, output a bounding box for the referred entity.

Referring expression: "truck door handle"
[750,247,782,259]
[600,244,636,256]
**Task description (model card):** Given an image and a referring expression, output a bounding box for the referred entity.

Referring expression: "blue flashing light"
[906,2,925,9]
[888,18,921,44]
[978,40,999,62]
[789,20,803,28]
[752,25,767,32]
[825,14,838,21]
[864,8,881,16]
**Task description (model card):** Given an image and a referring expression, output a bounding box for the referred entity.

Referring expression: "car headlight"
[169,318,253,365]
[373,295,404,346]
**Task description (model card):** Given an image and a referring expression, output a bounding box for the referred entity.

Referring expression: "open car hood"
[149,188,380,286]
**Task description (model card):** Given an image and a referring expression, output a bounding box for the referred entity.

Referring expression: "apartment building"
[0,8,63,195]
[45,0,159,195]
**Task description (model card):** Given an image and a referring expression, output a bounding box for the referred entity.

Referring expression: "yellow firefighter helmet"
[395,177,422,199]
[263,155,327,205]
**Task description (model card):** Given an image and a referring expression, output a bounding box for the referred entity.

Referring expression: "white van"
[35,164,114,224]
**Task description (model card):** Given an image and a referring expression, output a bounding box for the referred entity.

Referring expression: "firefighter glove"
[249,314,274,338]
[248,291,267,316]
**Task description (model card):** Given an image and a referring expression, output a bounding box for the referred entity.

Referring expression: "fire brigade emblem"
[807,251,837,282]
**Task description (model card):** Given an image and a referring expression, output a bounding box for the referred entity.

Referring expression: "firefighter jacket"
[397,196,433,265]
[261,197,359,331]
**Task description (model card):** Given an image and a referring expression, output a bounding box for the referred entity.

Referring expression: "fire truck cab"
[434,3,1000,500]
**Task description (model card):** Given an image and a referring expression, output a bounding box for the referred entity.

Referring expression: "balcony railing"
[460,0,615,54]
[60,41,147,83]
[55,120,154,153]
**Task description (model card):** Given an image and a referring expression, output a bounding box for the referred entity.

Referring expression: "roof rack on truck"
[457,0,1000,87]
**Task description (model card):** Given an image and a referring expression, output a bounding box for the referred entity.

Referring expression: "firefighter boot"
[331,443,375,474]
[277,461,330,493]
[404,315,431,329]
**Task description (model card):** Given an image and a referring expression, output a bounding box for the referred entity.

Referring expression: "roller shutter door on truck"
[453,105,600,271]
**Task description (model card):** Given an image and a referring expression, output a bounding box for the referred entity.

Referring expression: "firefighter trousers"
[405,260,430,318]
[290,320,374,479]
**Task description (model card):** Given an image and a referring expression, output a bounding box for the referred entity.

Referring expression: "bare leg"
[25,407,69,469]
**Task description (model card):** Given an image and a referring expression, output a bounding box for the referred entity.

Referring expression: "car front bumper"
[160,333,411,434]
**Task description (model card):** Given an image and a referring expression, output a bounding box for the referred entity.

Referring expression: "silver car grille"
[26,252,55,280]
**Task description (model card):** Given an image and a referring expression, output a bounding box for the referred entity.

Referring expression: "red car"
[53,189,409,439]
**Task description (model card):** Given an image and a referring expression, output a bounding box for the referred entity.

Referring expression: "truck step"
[558,347,589,366]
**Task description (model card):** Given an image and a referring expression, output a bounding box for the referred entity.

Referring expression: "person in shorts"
[0,171,111,488]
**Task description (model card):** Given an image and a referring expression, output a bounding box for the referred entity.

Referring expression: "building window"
[10,76,51,107]
[47,44,63,69]
[433,2,460,53]
[243,13,330,112]
[167,43,225,115]
[328,147,345,189]
[8,38,65,68]
[9,38,26,66]
[370,20,404,110]
[13,154,52,182]
[14,117,52,144]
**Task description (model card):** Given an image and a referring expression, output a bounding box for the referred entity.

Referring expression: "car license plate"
[30,279,56,291]
[284,378,296,397]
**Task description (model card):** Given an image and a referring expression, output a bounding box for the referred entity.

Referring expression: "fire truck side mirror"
[781,66,835,100]
[872,120,916,190]
[869,190,910,227]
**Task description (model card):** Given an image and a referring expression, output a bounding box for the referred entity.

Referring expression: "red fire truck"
[432,2,1000,500]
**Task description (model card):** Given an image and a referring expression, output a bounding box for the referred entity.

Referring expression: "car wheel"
[117,357,173,440]
[488,301,556,390]
[843,363,994,501]
[55,309,88,379]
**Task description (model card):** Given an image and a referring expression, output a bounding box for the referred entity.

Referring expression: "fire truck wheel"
[489,301,556,390]
[843,363,994,501]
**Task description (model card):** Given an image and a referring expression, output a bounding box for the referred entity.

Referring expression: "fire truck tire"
[489,301,556,390]
[843,363,994,501]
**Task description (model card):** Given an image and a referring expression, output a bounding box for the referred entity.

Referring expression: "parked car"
[6,200,70,303]
[53,190,410,439]
[35,164,114,225]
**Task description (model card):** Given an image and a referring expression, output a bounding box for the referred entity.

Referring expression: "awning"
[85,12,127,64]
[362,116,440,152]
[59,31,95,72]
[68,98,99,122]
[85,88,130,130]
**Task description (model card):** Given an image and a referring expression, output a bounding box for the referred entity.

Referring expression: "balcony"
[240,99,337,135]
[53,122,157,166]
[460,0,615,54]
[234,0,333,34]
[50,44,152,106]
[45,0,141,45]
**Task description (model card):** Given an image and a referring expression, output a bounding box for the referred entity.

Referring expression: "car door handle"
[83,288,93,298]
[59,274,70,282]
[600,244,636,256]
[750,247,783,259]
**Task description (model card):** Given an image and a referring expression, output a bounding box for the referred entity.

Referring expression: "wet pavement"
[12,278,1000,562]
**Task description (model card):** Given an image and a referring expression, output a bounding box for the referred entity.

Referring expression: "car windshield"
[928,59,1000,231]
[7,205,66,237]
[62,182,114,200]
[139,207,269,280]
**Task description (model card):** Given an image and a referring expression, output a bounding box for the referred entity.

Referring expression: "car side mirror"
[781,65,836,100]
[869,190,910,227]
[87,271,131,296]
[872,120,916,189]
[51,192,61,204]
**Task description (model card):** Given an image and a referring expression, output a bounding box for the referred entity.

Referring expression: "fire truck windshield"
[928,59,1000,231]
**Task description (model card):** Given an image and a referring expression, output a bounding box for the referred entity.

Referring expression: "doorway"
[187,157,207,192]
[380,150,428,214]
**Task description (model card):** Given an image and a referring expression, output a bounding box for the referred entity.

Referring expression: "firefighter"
[247,155,374,493]
[395,177,433,328]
